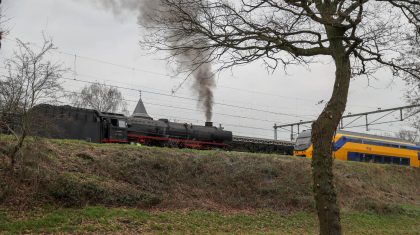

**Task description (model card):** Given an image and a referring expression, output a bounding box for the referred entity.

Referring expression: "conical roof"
[132,97,153,120]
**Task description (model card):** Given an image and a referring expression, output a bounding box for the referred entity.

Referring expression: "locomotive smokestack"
[205,121,213,127]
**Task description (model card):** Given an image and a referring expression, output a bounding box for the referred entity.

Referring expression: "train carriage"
[294,130,420,167]
[30,104,128,143]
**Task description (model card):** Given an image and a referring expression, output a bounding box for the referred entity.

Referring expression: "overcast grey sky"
[0,0,414,140]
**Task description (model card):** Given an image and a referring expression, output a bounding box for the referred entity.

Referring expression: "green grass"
[1,135,419,234]
[0,206,419,234]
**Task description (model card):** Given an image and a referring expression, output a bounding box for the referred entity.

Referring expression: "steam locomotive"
[27,97,294,154]
[30,98,233,149]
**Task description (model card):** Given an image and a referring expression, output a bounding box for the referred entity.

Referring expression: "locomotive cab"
[293,130,312,157]
[100,112,128,143]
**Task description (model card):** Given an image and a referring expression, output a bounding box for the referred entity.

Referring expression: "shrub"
[47,172,160,207]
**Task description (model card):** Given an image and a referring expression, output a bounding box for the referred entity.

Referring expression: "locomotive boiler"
[126,98,233,149]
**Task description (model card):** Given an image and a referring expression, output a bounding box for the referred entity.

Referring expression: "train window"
[294,136,311,151]
[118,120,127,128]
[401,158,410,166]
[111,119,118,127]
[383,157,392,164]
[349,138,363,143]
[360,139,399,148]
[392,157,400,165]
[373,156,383,163]
[347,153,410,166]
[364,140,377,146]
[364,154,374,162]
[347,152,361,162]
[295,137,311,146]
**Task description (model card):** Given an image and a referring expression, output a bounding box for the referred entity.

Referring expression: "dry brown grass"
[0,137,419,213]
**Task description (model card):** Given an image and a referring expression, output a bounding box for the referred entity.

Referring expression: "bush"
[354,200,407,215]
[47,172,160,207]
[0,180,13,203]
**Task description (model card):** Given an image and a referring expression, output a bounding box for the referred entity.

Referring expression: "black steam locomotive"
[30,98,233,149]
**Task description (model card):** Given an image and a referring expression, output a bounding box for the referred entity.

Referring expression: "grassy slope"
[0,136,420,234]
[0,206,419,234]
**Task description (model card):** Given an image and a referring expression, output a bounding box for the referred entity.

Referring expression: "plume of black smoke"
[93,0,216,121]
[191,62,215,122]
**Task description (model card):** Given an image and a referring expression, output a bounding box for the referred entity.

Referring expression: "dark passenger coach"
[31,104,128,143]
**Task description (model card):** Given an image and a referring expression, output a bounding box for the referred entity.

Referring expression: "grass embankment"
[1,206,419,234]
[0,136,419,234]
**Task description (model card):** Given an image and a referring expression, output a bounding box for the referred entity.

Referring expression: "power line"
[2,37,173,78]
[1,36,375,111]
[60,69,322,116]
[60,89,283,127]
[0,63,316,119]
[59,76,310,120]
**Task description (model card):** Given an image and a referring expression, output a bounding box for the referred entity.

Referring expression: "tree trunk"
[311,27,351,235]
[9,131,26,168]
[9,114,29,168]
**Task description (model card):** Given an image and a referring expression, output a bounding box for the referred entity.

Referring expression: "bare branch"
[0,37,64,167]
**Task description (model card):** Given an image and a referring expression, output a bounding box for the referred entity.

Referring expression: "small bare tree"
[70,82,127,113]
[395,129,418,143]
[404,38,420,132]
[0,38,64,167]
[131,0,420,234]
[405,88,420,132]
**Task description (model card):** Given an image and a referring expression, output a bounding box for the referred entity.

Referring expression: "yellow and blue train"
[294,130,420,167]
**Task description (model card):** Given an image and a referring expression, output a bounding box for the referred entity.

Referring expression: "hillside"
[0,136,419,234]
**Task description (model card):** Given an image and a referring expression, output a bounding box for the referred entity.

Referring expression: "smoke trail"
[92,0,216,121]
[191,62,215,122]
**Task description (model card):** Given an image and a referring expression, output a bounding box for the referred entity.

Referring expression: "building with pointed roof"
[132,97,153,120]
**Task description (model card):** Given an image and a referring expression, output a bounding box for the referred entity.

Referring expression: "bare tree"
[130,1,420,234]
[405,87,420,132]
[395,129,418,143]
[404,38,420,131]
[70,82,127,113]
[0,38,64,167]
[0,0,11,50]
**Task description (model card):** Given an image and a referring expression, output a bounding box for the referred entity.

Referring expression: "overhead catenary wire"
[0,63,316,119]
[1,36,379,111]
[60,89,285,131]
[59,76,312,120]
[61,70,323,115]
